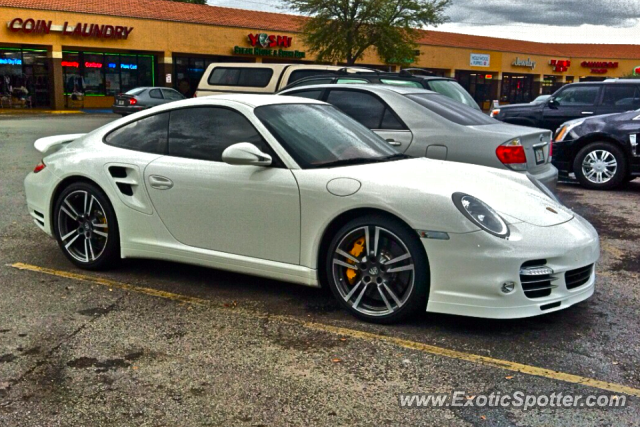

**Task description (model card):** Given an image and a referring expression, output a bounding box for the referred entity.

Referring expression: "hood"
[332,158,573,227]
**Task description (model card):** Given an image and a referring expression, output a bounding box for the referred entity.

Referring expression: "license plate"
[117,100,124,105]
[534,147,545,164]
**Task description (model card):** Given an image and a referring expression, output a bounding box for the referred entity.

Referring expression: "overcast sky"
[207,0,640,44]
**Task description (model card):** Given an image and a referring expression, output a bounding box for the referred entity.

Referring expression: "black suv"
[279,68,481,111]
[493,80,640,132]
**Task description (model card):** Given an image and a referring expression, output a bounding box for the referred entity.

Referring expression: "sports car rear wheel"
[325,215,429,324]
[53,182,120,270]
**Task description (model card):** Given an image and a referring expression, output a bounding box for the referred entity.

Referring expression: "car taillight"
[129,98,137,106]
[490,109,500,118]
[193,92,197,98]
[34,160,46,173]
[496,139,527,171]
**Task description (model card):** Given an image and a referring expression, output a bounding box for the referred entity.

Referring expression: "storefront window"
[83,53,105,95]
[63,51,156,96]
[1,48,50,108]
[501,74,534,103]
[455,71,497,108]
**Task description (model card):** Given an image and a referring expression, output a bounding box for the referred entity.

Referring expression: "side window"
[149,89,163,99]
[286,90,324,100]
[162,89,184,100]
[168,107,268,162]
[601,85,637,107]
[325,90,403,130]
[208,67,273,87]
[104,113,169,154]
[554,86,600,106]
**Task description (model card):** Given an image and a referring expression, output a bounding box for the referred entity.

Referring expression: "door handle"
[149,175,173,190]
[386,138,401,147]
[581,111,594,115]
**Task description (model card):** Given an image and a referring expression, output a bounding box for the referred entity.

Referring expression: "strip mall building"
[1,0,640,110]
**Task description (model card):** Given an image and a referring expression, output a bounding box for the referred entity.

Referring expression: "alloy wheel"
[57,190,109,263]
[331,226,415,317]
[581,149,617,184]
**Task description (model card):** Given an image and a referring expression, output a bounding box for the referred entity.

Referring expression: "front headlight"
[554,120,584,142]
[452,193,510,238]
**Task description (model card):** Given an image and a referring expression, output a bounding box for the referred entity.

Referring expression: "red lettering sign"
[581,61,618,74]
[549,59,571,73]
[248,33,292,48]
[9,17,133,39]
[84,62,103,68]
[61,61,80,67]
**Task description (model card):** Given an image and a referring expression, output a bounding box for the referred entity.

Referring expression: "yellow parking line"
[9,262,640,398]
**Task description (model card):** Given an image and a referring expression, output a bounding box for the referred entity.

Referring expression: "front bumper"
[422,215,599,319]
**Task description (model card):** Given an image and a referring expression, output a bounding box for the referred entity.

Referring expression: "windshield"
[406,93,498,126]
[254,104,399,169]
[426,80,480,110]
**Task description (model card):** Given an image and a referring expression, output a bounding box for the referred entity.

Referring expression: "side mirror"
[222,142,272,167]
[547,98,559,109]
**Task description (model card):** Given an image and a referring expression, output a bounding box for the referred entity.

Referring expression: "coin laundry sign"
[233,32,305,59]
[7,18,134,39]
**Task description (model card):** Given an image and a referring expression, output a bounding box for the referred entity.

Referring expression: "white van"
[195,63,372,97]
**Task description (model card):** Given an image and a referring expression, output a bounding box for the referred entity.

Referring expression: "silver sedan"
[279,85,558,190]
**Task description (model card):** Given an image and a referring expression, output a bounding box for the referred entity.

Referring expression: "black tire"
[53,182,120,270]
[324,214,429,324]
[573,142,627,190]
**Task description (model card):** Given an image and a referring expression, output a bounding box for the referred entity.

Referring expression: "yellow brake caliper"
[346,237,365,284]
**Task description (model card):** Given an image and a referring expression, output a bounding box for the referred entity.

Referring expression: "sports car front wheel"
[325,215,429,324]
[53,182,120,270]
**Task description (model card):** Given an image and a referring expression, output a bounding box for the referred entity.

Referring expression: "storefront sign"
[61,61,80,67]
[581,61,618,74]
[166,74,172,84]
[634,65,640,76]
[248,33,292,48]
[470,53,490,67]
[549,59,570,72]
[234,31,305,59]
[8,18,134,40]
[512,57,536,70]
[0,58,22,65]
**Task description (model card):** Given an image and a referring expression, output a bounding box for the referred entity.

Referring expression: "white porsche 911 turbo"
[24,95,600,323]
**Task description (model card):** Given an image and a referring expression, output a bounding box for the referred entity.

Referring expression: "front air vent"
[116,182,134,196]
[565,264,593,290]
[520,260,557,299]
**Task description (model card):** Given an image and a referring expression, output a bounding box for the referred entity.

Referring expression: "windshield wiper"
[317,154,412,168]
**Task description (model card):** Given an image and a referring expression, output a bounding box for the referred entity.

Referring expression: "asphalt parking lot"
[0,114,639,426]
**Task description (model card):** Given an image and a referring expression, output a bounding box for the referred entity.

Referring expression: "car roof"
[153,93,327,110]
[280,83,437,96]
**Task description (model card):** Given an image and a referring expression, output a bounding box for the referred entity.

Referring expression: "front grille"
[520,260,558,299]
[565,264,594,290]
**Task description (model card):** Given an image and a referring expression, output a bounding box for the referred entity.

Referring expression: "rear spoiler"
[34,134,86,154]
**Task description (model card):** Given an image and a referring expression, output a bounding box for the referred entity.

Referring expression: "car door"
[542,85,601,131]
[147,88,165,106]
[596,85,640,116]
[324,89,413,152]
[144,106,301,264]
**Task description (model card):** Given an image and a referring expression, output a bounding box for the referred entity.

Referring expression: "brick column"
[158,53,173,88]
[48,47,64,110]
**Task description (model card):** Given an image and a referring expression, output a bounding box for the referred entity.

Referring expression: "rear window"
[406,93,497,126]
[380,79,423,88]
[125,88,145,95]
[208,67,274,87]
[425,80,480,110]
[288,69,335,83]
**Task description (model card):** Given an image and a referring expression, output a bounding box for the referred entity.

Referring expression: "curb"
[0,109,84,115]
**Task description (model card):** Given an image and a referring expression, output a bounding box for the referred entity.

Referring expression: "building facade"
[2,0,640,110]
